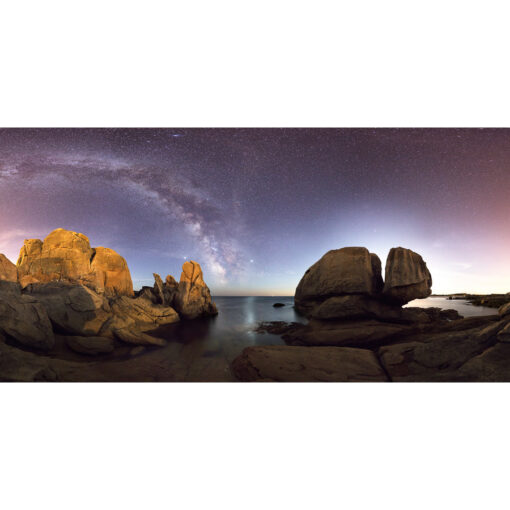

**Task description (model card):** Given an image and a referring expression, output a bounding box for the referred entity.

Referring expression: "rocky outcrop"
[173,261,217,319]
[17,228,133,297]
[25,282,179,346]
[232,345,388,382]
[295,247,383,316]
[294,246,432,321]
[0,254,17,282]
[136,263,217,320]
[0,281,55,350]
[382,247,432,304]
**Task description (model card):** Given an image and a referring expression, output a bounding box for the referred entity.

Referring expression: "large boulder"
[17,228,133,297]
[25,282,112,337]
[0,281,55,350]
[382,247,432,305]
[90,247,133,297]
[0,254,17,282]
[232,345,388,382]
[295,247,383,316]
[173,261,218,319]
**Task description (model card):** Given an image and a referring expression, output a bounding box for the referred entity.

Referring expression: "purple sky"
[0,128,509,295]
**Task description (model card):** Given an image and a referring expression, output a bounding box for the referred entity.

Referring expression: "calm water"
[148,295,497,381]
[405,297,498,317]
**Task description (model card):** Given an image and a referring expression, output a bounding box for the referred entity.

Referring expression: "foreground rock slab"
[232,345,388,382]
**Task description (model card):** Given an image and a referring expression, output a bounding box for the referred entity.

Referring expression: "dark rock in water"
[273,302,285,307]
[232,345,388,382]
[66,336,115,355]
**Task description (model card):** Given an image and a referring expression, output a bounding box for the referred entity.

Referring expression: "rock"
[0,254,17,282]
[173,261,218,319]
[65,336,115,355]
[273,303,285,307]
[17,228,133,297]
[382,247,432,305]
[153,273,166,304]
[284,318,409,348]
[499,302,510,318]
[130,346,146,356]
[311,295,397,321]
[0,281,55,350]
[90,247,134,297]
[25,282,112,337]
[108,295,179,345]
[231,345,388,382]
[295,247,383,316]
[497,321,510,342]
[378,321,503,381]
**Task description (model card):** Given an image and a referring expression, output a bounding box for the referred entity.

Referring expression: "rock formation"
[0,228,217,367]
[383,247,432,304]
[295,247,383,316]
[173,261,218,319]
[294,246,432,322]
[232,345,388,382]
[17,228,134,297]
[0,281,55,350]
[0,254,17,281]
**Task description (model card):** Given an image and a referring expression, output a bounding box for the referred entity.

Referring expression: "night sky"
[0,128,509,295]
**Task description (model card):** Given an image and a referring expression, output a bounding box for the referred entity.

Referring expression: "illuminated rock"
[17,228,133,297]
[0,253,17,282]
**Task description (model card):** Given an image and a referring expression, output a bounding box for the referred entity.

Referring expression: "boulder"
[232,345,388,382]
[90,247,134,297]
[0,254,17,282]
[65,335,115,355]
[25,282,112,337]
[173,261,218,319]
[295,247,383,316]
[382,247,432,305]
[17,228,133,297]
[0,281,55,350]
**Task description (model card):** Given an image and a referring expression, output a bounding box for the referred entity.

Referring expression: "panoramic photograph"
[0,127,509,382]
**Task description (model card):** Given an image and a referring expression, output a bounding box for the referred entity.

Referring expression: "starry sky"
[0,128,509,295]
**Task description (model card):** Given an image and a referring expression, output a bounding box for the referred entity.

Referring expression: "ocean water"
[147,295,498,381]
[405,297,499,317]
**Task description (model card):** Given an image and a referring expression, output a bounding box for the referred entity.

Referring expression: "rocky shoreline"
[232,247,510,382]
[0,228,218,381]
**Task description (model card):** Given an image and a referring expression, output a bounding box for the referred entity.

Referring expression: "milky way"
[1,128,509,294]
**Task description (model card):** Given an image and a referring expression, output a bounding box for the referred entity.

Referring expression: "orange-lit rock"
[0,253,17,282]
[16,228,133,297]
[90,247,133,297]
[173,261,218,319]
